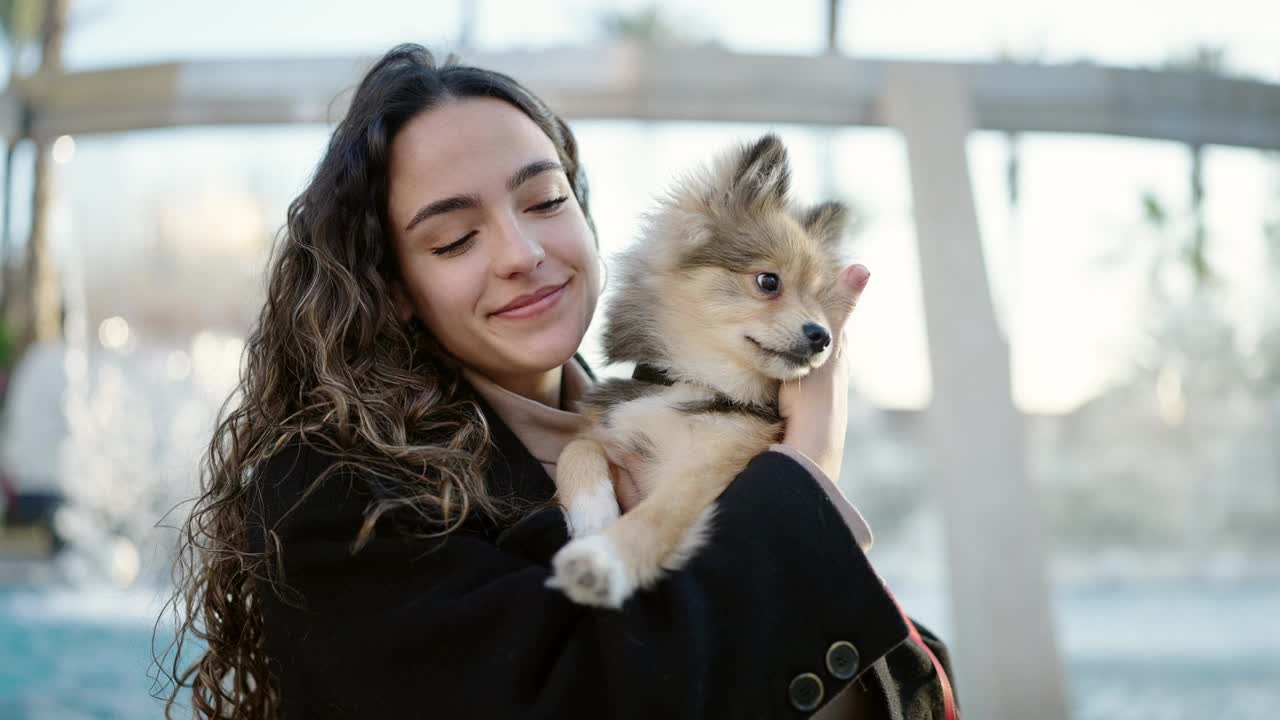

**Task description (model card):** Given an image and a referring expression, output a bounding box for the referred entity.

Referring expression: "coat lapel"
[466,351,597,508]
[463,354,597,554]
[468,389,558,506]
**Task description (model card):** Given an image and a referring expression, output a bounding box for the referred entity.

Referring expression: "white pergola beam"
[6,47,1279,150]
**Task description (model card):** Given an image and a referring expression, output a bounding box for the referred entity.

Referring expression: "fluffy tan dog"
[548,134,854,608]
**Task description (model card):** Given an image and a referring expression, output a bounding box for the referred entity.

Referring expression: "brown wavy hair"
[153,44,595,719]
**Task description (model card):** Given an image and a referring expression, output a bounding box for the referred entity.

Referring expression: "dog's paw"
[564,480,620,537]
[547,534,631,609]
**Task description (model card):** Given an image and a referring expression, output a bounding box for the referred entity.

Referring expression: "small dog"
[548,134,854,608]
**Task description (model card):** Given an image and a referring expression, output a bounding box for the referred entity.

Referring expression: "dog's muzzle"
[802,322,831,354]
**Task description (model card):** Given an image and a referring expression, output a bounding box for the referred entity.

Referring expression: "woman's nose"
[492,215,545,276]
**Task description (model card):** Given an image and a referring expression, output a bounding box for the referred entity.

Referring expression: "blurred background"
[0,0,1277,718]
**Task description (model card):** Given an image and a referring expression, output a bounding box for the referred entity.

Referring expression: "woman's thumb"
[832,263,871,332]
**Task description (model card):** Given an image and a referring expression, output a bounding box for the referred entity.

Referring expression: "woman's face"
[387,97,600,382]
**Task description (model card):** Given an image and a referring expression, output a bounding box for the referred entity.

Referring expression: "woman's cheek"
[412,263,475,334]
[438,251,489,301]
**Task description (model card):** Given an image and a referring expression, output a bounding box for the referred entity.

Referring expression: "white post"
[881,63,1069,720]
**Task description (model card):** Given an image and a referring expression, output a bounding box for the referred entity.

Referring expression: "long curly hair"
[154,44,595,719]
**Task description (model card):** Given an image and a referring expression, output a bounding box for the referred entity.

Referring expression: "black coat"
[248,378,957,719]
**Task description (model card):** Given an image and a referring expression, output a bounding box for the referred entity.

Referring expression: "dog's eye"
[755,272,781,295]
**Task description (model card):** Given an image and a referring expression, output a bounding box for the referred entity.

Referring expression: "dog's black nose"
[802,322,831,353]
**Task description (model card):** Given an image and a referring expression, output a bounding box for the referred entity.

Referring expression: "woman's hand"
[777,264,871,480]
[609,463,648,514]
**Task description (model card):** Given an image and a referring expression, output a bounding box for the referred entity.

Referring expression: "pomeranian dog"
[547,134,855,608]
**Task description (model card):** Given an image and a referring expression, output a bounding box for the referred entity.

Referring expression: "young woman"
[161,44,957,719]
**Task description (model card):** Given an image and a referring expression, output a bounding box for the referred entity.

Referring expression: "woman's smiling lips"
[490,278,570,319]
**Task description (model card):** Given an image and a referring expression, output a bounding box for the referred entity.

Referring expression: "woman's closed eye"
[430,196,568,256]
[527,195,568,214]
[431,230,477,256]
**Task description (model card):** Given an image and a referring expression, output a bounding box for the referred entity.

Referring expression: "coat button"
[788,672,825,712]
[825,640,860,680]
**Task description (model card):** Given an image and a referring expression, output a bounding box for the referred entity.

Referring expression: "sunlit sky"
[34,0,1280,413]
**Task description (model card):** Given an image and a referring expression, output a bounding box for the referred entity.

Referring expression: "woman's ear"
[391,283,415,324]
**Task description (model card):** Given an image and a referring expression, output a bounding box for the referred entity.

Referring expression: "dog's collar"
[631,363,781,424]
[632,363,676,386]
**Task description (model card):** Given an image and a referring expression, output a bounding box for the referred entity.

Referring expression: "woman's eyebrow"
[506,159,564,192]
[404,160,565,233]
[405,194,481,232]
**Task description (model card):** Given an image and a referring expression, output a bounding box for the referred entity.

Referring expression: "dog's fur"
[548,134,853,608]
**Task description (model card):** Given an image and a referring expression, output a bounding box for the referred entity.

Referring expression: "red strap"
[884,588,959,720]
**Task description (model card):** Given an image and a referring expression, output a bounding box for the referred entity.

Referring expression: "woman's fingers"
[609,464,645,513]
[832,264,871,334]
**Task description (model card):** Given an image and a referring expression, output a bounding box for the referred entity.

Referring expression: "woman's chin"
[480,291,591,374]
[500,329,584,373]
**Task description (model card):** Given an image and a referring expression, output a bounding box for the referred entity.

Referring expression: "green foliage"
[0,318,13,371]
[1138,189,1215,291]
[0,0,42,46]
[1161,44,1229,75]
[1140,190,1167,229]
[596,4,712,47]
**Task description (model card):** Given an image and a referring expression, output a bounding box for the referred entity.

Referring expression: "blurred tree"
[0,0,65,372]
[1161,45,1229,75]
[1139,188,1213,295]
[0,316,10,364]
[1154,44,1240,300]
[1054,176,1279,568]
[0,0,42,67]
[0,0,42,316]
[596,4,714,47]
[1130,53,1280,401]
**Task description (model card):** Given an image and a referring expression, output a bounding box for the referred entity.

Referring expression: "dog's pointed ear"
[728,134,790,209]
[802,200,850,247]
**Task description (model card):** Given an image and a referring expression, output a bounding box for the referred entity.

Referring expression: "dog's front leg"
[550,453,737,608]
[553,437,620,538]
